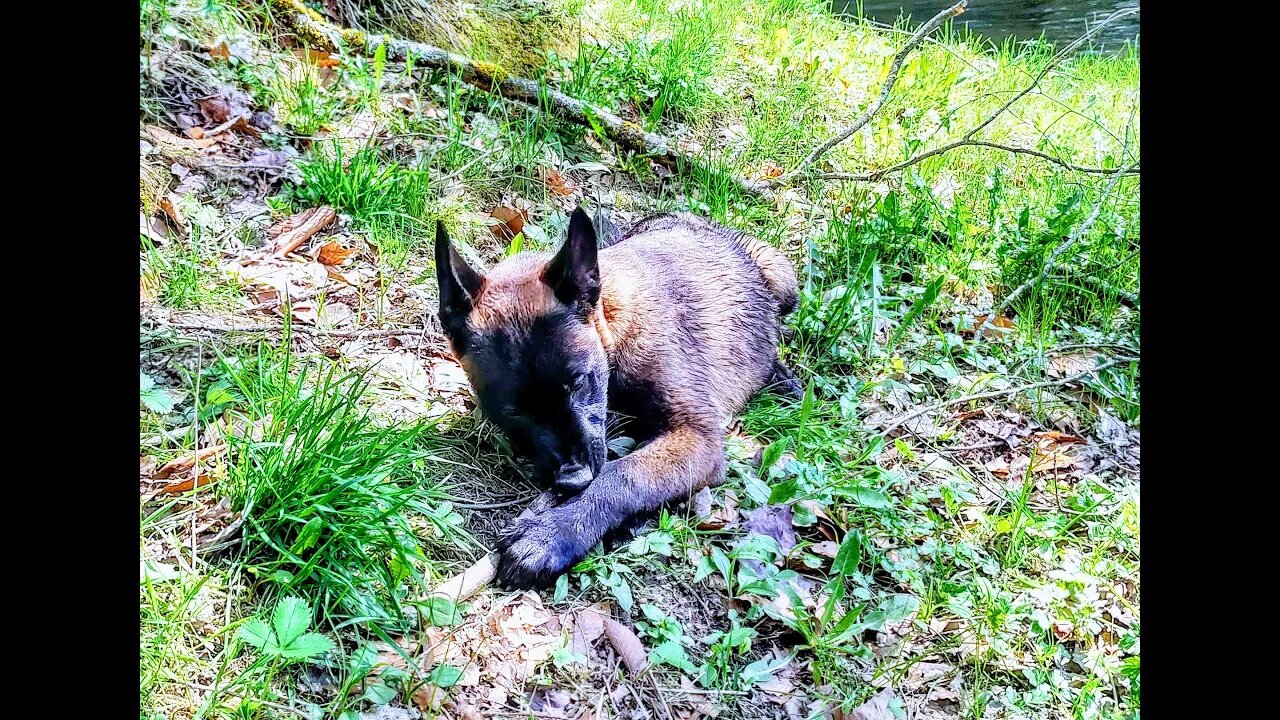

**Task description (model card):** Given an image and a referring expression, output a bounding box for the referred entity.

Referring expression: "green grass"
[293,143,433,229]
[216,342,470,632]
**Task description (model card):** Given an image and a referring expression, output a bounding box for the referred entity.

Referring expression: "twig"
[454,495,537,510]
[782,1,968,183]
[817,139,1140,181]
[879,356,1131,435]
[814,5,1140,183]
[975,160,1136,335]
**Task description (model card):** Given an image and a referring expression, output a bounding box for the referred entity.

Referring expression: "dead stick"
[879,356,1131,435]
[273,206,336,257]
[159,321,425,338]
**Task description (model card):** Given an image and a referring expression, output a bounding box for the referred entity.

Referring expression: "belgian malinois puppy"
[436,207,799,589]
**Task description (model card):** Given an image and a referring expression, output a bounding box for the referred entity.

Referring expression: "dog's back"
[599,213,798,429]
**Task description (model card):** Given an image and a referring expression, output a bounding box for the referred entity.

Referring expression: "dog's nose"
[555,463,594,492]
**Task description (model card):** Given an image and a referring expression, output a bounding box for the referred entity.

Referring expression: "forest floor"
[139,2,1140,719]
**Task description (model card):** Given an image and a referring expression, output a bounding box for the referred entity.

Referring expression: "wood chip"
[271,206,337,258]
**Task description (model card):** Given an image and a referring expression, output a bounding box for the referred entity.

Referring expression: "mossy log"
[267,0,761,192]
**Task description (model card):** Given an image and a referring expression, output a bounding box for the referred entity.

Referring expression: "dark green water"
[833,1,1140,52]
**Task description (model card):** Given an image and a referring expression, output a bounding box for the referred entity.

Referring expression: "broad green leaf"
[741,653,790,685]
[693,554,715,583]
[140,372,155,392]
[504,232,525,257]
[237,619,276,652]
[847,487,892,509]
[710,547,731,586]
[426,664,463,688]
[649,640,698,674]
[768,479,801,505]
[272,596,312,647]
[832,529,862,576]
[610,576,634,613]
[863,594,920,632]
[791,502,817,527]
[289,517,325,554]
[646,532,673,556]
[422,596,461,627]
[553,574,569,603]
[280,633,333,660]
[140,388,176,413]
[361,681,397,705]
[759,438,788,475]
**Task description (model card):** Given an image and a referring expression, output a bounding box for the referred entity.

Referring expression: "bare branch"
[811,5,1140,184]
[818,139,1140,181]
[784,1,968,182]
[879,356,1132,436]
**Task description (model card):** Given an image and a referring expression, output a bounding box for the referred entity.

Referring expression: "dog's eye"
[503,405,524,419]
[568,374,587,393]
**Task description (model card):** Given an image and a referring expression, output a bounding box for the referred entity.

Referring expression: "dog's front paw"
[495,511,587,590]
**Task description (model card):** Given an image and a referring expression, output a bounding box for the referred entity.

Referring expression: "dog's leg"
[495,424,724,589]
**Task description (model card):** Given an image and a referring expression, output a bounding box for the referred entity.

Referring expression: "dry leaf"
[159,475,218,495]
[208,42,230,60]
[849,687,898,720]
[197,96,234,125]
[316,240,354,266]
[145,125,218,150]
[545,169,577,197]
[153,445,228,479]
[1049,352,1097,378]
[602,617,648,674]
[489,205,527,241]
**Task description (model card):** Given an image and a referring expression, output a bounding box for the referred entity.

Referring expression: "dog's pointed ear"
[435,221,482,349]
[543,207,600,311]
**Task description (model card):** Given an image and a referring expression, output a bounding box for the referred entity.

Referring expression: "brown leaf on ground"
[694,488,740,530]
[153,444,228,479]
[1049,351,1097,378]
[316,240,355,266]
[568,602,609,657]
[489,206,528,241]
[602,617,648,674]
[293,47,342,68]
[972,313,1016,339]
[158,475,218,495]
[808,541,840,560]
[545,169,577,197]
[849,687,899,720]
[159,194,186,229]
[197,96,234,125]
[208,42,231,60]
[145,125,218,150]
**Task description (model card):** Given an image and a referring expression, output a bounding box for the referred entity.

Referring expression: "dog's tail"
[734,235,798,317]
